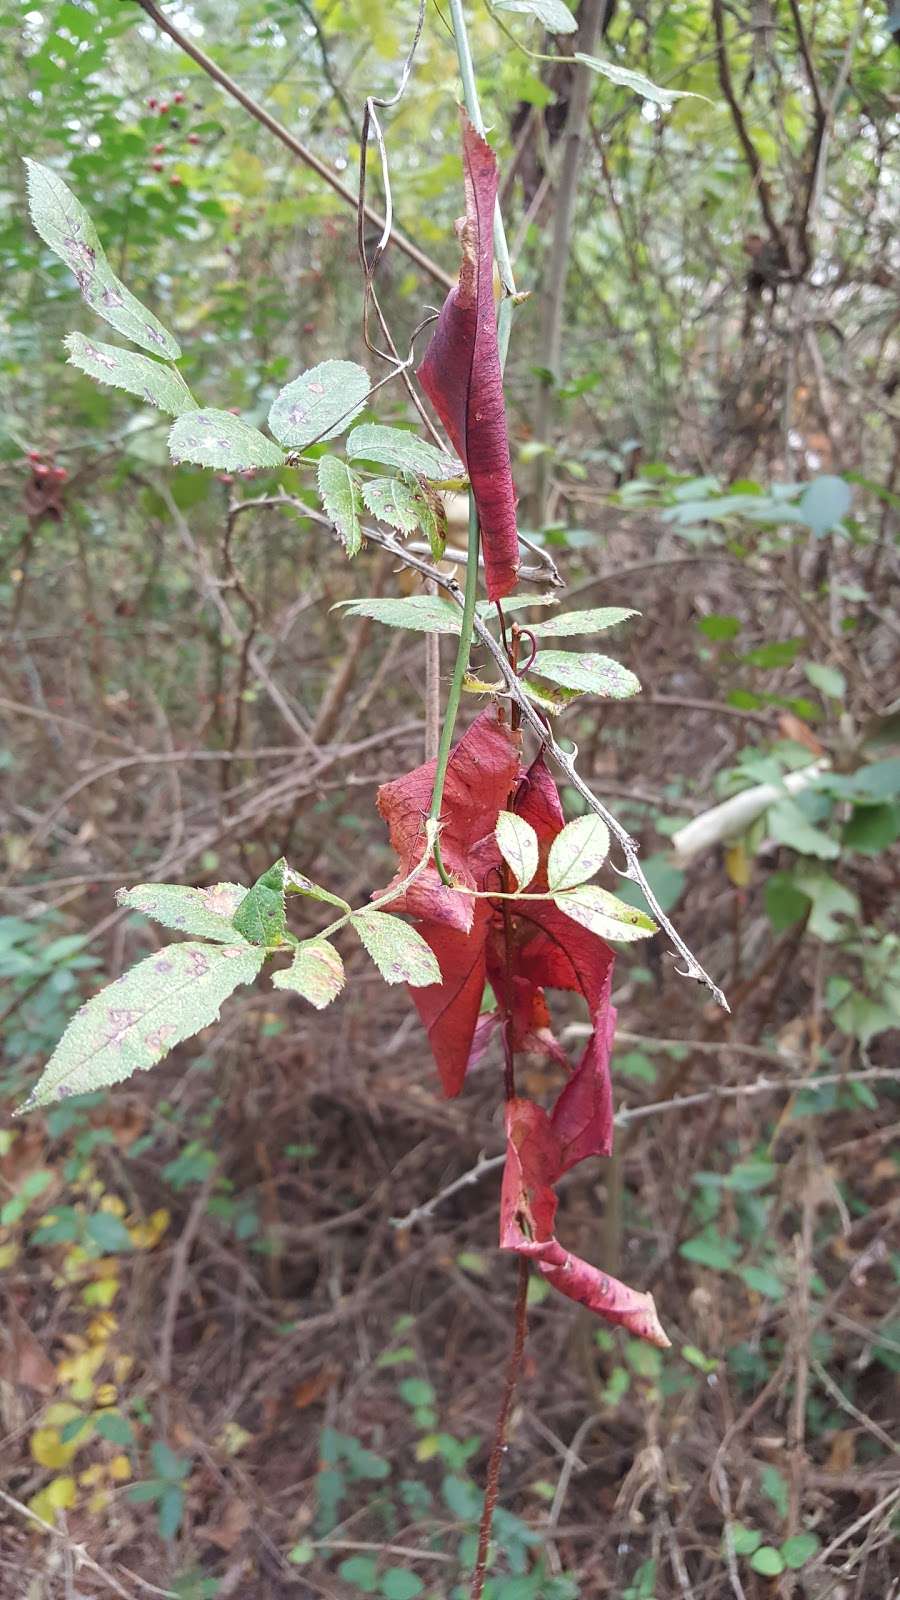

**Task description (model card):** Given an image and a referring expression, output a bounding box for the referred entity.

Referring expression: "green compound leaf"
[494,0,577,34]
[575,53,708,109]
[64,333,197,417]
[317,454,364,557]
[530,650,641,699]
[25,158,181,358]
[530,607,638,637]
[362,476,423,534]
[547,814,611,890]
[350,911,441,987]
[116,882,249,944]
[272,940,345,1009]
[552,884,657,941]
[269,360,370,450]
[168,409,285,471]
[20,942,265,1109]
[335,595,464,633]
[496,810,539,890]
[346,423,461,481]
[231,860,288,947]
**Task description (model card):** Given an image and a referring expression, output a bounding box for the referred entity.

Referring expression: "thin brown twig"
[470,1257,530,1600]
[130,0,452,290]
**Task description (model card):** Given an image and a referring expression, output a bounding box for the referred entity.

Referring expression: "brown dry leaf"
[778,712,825,757]
[293,1365,338,1410]
[0,1313,57,1395]
[199,1496,250,1552]
[826,1430,856,1473]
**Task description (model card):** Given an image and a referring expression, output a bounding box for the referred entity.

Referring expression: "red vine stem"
[470,1257,530,1600]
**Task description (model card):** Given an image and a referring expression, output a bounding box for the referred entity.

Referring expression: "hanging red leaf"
[501,1098,669,1348]
[417,118,520,602]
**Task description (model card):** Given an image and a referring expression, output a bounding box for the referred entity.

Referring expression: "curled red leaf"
[417,118,520,601]
[501,1098,670,1348]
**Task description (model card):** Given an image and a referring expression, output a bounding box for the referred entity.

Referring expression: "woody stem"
[470,1258,530,1600]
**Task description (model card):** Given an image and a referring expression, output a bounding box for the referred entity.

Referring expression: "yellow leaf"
[29,1476,77,1526]
[82,1276,120,1308]
[31,1428,77,1469]
[99,1195,127,1217]
[108,1454,132,1482]
[0,1241,20,1269]
[78,1463,105,1487]
[87,1488,110,1514]
[94,1382,118,1407]
[414,1435,440,1462]
[43,1403,82,1428]
[88,1312,118,1341]
[216,1421,252,1457]
[725,842,752,887]
[130,1208,170,1250]
[113,1354,134,1384]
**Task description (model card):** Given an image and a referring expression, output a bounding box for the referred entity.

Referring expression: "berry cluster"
[27,449,67,484]
[145,91,203,185]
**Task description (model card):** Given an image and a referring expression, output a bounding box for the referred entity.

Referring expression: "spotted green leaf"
[362,477,422,534]
[272,939,345,1009]
[334,595,463,633]
[530,607,638,638]
[495,811,539,890]
[553,884,657,941]
[350,912,441,987]
[116,882,249,943]
[547,815,611,890]
[318,454,364,557]
[346,424,461,481]
[283,868,350,914]
[269,360,370,450]
[25,158,181,358]
[20,943,265,1109]
[231,859,288,947]
[530,649,641,699]
[168,410,285,471]
[64,333,197,417]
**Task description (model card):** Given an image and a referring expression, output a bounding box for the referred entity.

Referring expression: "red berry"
[303,321,316,334]
[187,133,200,145]
[52,466,68,482]
[147,97,157,109]
[153,142,165,154]
[217,473,234,485]
[159,101,170,114]
[169,174,182,187]
[28,449,42,463]
[174,91,185,104]
[152,161,164,172]
[33,462,50,478]
[227,407,240,416]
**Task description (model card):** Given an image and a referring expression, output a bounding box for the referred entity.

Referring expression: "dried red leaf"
[501,1098,669,1348]
[417,118,519,601]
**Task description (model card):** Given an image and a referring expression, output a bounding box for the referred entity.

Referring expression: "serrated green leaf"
[530,650,641,699]
[522,679,584,715]
[168,409,285,471]
[317,454,363,557]
[268,360,370,449]
[64,333,197,417]
[407,476,448,561]
[680,1229,740,1269]
[346,423,460,480]
[283,868,350,913]
[93,1410,135,1446]
[231,860,288,947]
[335,595,463,633]
[350,912,441,987]
[553,884,657,941]
[495,811,539,890]
[362,476,422,534]
[85,1210,133,1253]
[116,883,249,944]
[25,159,181,358]
[530,607,638,637]
[494,0,577,33]
[547,814,610,890]
[20,943,265,1109]
[575,53,708,109]
[272,940,344,1009]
